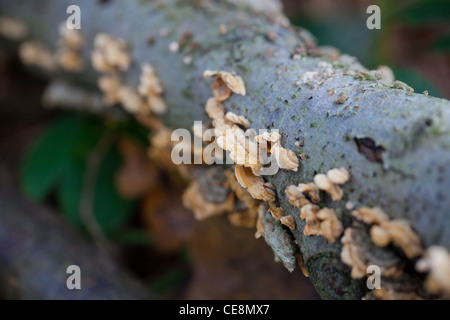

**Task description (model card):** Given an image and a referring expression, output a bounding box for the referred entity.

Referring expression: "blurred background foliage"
[13,0,450,298]
[285,0,450,98]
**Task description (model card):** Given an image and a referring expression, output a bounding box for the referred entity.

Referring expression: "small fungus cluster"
[91,33,131,72]
[203,70,299,178]
[182,69,301,245]
[19,40,57,71]
[92,33,167,115]
[138,63,167,114]
[350,206,423,259]
[234,165,275,202]
[330,198,450,300]
[286,168,349,243]
[0,16,28,40]
[56,24,84,72]
[340,206,429,299]
[340,227,404,280]
[182,180,234,221]
[416,246,450,297]
[7,17,85,74]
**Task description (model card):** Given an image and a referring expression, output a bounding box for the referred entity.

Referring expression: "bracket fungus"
[268,202,285,220]
[224,170,260,228]
[98,74,121,105]
[285,185,313,208]
[225,111,250,128]
[280,215,296,230]
[271,141,299,172]
[416,246,450,296]
[352,206,423,259]
[203,70,246,101]
[205,97,225,121]
[234,165,275,202]
[58,24,84,50]
[138,63,167,115]
[254,131,281,144]
[216,125,262,176]
[313,167,350,201]
[19,41,57,71]
[56,24,84,72]
[296,183,320,203]
[92,33,131,72]
[118,86,148,114]
[341,227,404,279]
[300,205,343,243]
[182,180,234,221]
[0,16,28,40]
[254,132,298,171]
[57,48,83,72]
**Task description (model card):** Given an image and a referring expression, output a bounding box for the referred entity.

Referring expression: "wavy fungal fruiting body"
[351,206,423,259]
[203,70,246,100]
[268,202,285,220]
[340,228,403,280]
[19,41,57,71]
[339,205,434,300]
[301,205,342,243]
[182,180,234,221]
[271,141,299,172]
[0,16,28,40]
[91,33,131,72]
[313,167,350,201]
[56,24,84,72]
[203,69,299,175]
[234,165,275,202]
[224,170,260,228]
[91,33,167,116]
[138,63,167,115]
[285,168,349,243]
[416,246,450,297]
[225,112,250,128]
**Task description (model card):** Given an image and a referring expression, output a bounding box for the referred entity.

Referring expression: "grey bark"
[0,171,151,299]
[1,0,450,299]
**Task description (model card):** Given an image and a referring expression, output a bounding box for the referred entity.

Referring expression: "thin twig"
[79,132,116,254]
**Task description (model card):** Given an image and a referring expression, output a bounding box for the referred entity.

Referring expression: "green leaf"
[21,115,102,200]
[392,68,442,98]
[92,145,135,234]
[58,145,135,235]
[396,0,450,25]
[108,120,150,147]
[22,113,136,236]
[149,268,188,296]
[58,160,84,228]
[432,34,450,52]
[110,229,153,246]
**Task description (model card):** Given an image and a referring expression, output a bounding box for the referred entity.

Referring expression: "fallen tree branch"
[2,0,450,299]
[0,170,152,299]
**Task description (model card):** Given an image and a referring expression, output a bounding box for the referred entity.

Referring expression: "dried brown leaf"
[182,181,234,221]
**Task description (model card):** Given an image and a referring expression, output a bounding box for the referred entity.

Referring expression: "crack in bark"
[354,137,385,165]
